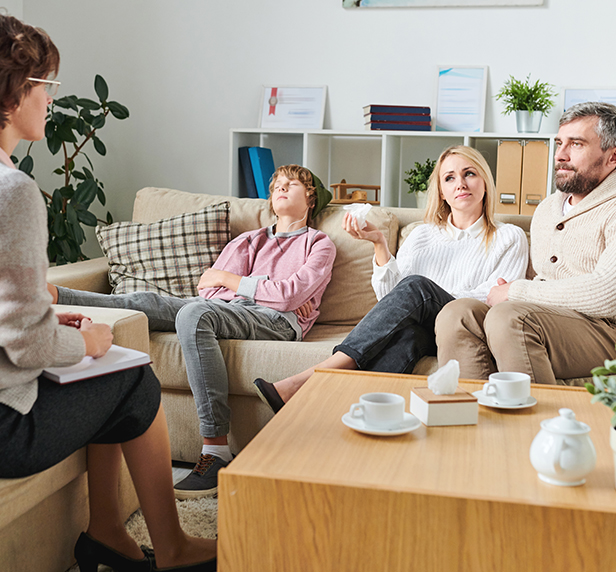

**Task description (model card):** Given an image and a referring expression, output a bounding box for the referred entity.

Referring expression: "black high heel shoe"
[153,557,217,572]
[74,531,155,572]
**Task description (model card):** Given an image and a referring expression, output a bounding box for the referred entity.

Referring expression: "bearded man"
[435,101,616,385]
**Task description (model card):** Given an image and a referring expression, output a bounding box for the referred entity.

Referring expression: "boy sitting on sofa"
[49,165,336,498]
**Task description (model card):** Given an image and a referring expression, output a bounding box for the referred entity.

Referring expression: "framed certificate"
[259,86,327,130]
[435,66,488,133]
[563,88,616,111]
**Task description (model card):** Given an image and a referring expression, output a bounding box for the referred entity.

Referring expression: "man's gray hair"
[560,102,616,151]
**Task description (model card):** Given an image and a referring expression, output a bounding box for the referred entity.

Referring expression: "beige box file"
[520,140,549,216]
[495,140,523,215]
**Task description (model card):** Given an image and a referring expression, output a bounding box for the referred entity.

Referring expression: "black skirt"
[0,365,161,478]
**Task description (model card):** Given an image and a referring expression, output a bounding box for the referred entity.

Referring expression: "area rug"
[66,497,217,571]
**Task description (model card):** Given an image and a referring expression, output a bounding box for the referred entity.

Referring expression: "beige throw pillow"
[96,203,230,297]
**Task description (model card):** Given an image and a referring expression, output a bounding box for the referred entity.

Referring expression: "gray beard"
[555,170,601,196]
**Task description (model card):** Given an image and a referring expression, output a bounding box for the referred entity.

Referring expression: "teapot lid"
[540,408,591,435]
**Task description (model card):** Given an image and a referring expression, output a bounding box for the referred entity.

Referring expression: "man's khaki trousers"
[435,299,616,385]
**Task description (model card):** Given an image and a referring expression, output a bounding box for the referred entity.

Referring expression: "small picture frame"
[435,66,488,133]
[259,86,327,130]
[563,88,616,111]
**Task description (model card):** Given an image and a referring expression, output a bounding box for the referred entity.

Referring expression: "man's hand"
[295,300,313,319]
[487,278,511,307]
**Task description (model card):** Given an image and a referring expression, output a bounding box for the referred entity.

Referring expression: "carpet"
[66,496,218,571]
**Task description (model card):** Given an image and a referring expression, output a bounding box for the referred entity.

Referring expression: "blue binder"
[248,147,276,200]
[239,147,258,198]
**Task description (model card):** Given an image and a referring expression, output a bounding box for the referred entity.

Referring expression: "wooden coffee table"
[218,369,616,571]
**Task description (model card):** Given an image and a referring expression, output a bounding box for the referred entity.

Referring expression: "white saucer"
[341,411,422,436]
[472,390,537,410]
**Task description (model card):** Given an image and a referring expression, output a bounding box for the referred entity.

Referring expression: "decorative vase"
[610,426,616,488]
[415,191,428,209]
[516,110,543,134]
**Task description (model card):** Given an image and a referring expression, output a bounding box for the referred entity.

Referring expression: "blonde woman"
[255,145,529,412]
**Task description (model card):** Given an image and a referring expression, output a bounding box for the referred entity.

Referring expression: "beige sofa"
[47,187,537,464]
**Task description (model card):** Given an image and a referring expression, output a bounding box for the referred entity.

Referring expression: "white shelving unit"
[230,128,557,208]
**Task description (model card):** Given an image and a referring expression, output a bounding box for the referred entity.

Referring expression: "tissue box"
[410,387,478,427]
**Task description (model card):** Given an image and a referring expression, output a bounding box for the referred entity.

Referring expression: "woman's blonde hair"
[423,145,497,247]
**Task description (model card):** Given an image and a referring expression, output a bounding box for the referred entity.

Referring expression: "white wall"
[19,0,616,256]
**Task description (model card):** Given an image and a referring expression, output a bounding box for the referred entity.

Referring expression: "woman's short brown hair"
[0,14,60,129]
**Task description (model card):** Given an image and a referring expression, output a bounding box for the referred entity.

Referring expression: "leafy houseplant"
[586,349,616,426]
[13,74,129,264]
[405,158,436,208]
[495,75,556,134]
[495,75,556,115]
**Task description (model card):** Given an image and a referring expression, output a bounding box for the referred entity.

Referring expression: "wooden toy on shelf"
[330,179,380,205]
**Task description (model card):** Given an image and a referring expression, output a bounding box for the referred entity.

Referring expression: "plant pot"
[611,426,616,488]
[415,191,429,209]
[516,110,543,134]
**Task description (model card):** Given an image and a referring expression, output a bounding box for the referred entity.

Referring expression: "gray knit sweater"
[509,170,616,319]
[0,162,85,414]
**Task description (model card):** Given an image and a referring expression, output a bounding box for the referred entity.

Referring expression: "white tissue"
[343,203,372,229]
[427,359,460,395]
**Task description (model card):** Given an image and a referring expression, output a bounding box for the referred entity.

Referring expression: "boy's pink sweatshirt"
[198,225,336,337]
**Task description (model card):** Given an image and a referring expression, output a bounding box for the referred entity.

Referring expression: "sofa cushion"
[315,206,399,326]
[132,188,275,239]
[96,203,230,297]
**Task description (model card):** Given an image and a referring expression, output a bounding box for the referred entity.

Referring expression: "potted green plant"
[495,75,556,134]
[585,347,616,486]
[404,158,435,209]
[13,74,129,264]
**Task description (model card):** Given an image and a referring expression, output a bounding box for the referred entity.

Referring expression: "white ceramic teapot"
[529,408,596,486]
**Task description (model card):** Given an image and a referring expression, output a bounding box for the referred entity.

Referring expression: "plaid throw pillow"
[96,203,230,297]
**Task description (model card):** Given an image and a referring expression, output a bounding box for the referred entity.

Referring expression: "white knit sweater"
[0,163,85,414]
[509,170,616,319]
[372,219,529,303]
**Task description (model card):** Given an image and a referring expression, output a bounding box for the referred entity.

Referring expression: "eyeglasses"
[27,77,61,97]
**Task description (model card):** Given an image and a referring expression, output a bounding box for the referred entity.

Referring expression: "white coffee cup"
[349,392,405,429]
[483,372,531,406]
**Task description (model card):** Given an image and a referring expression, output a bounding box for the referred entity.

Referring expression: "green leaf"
[94,75,109,103]
[53,214,67,237]
[107,101,130,120]
[66,203,78,227]
[591,366,610,376]
[53,168,64,175]
[45,121,56,139]
[585,383,597,395]
[97,185,106,206]
[18,155,34,175]
[77,210,98,226]
[73,179,97,206]
[106,211,113,225]
[47,135,62,155]
[59,185,74,199]
[91,114,106,129]
[56,122,77,143]
[92,136,106,156]
[83,167,94,179]
[75,117,88,136]
[51,111,65,125]
[54,96,79,112]
[80,109,94,124]
[72,170,85,180]
[51,188,63,211]
[76,98,101,111]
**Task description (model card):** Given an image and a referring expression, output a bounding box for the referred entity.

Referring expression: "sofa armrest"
[47,257,111,294]
[53,304,150,355]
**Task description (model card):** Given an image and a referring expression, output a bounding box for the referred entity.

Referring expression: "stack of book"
[364,105,431,132]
